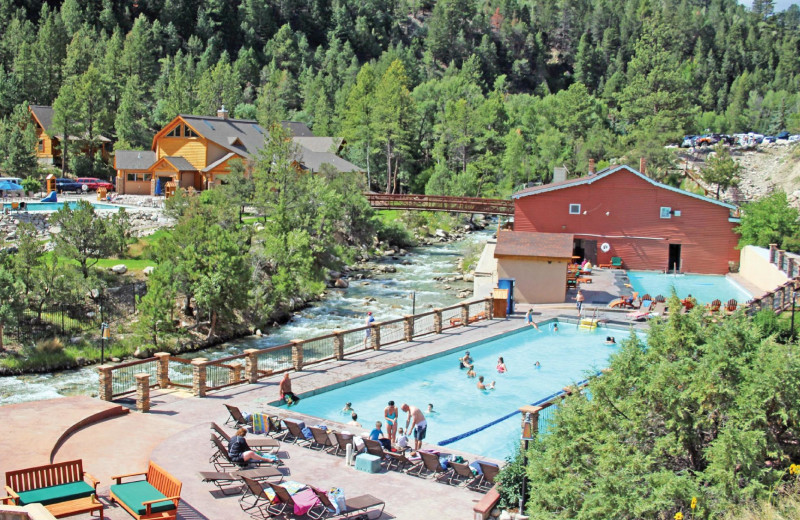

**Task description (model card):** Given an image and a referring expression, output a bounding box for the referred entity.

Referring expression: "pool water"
[627,271,752,304]
[2,202,117,212]
[281,324,627,460]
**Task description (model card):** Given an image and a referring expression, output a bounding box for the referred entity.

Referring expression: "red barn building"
[511,165,741,274]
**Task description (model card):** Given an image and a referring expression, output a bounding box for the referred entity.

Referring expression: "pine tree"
[115,74,150,149]
[373,60,414,193]
[342,63,378,189]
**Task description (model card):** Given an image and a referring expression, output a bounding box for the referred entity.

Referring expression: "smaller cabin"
[494,231,574,304]
[29,105,111,166]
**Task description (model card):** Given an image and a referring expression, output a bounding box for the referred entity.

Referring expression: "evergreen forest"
[0,0,798,195]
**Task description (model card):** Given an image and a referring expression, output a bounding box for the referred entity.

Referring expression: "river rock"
[111,357,121,362]
[444,285,451,290]
[328,270,341,280]
[435,229,448,238]
[111,264,128,274]
[143,266,155,276]
[380,265,397,273]
[457,290,471,298]
[5,232,15,240]
[463,273,475,282]
[334,278,349,288]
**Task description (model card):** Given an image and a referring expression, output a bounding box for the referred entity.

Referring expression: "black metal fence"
[5,303,98,344]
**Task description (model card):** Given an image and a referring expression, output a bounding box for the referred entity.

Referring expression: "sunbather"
[228,428,275,464]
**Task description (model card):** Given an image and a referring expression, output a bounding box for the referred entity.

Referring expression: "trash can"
[497,278,515,315]
[493,289,509,318]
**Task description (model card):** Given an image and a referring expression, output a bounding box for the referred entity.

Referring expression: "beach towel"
[292,488,320,515]
[261,481,307,503]
[252,413,269,435]
[254,451,280,463]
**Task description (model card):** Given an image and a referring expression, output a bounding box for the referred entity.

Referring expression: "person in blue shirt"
[369,421,391,450]
[364,311,375,347]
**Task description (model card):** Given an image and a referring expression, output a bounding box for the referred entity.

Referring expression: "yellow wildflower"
[790,464,800,475]
[675,513,684,520]
[691,497,697,509]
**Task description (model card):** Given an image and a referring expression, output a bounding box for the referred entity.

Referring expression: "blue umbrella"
[0,180,24,191]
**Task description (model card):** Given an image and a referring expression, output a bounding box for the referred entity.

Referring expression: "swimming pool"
[626,270,752,304]
[2,202,118,212]
[282,324,627,459]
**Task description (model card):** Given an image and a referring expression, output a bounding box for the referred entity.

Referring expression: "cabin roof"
[115,150,157,170]
[494,230,575,259]
[30,105,111,142]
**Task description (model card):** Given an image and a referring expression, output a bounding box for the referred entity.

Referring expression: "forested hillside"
[0,0,798,196]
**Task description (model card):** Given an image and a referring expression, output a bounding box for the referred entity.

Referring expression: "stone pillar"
[370,323,381,350]
[244,349,260,383]
[403,315,414,342]
[460,303,470,327]
[191,358,207,398]
[433,309,443,334]
[484,297,493,320]
[154,352,170,389]
[778,250,786,272]
[769,243,778,264]
[230,363,243,384]
[333,330,344,361]
[291,339,304,371]
[98,365,113,401]
[789,258,796,279]
[135,373,150,413]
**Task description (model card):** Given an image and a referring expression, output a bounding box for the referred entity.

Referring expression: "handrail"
[100,297,494,401]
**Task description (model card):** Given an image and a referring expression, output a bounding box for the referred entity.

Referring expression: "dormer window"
[166,125,181,137]
[185,126,197,138]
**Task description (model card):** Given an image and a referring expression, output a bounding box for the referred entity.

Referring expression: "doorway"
[572,239,598,265]
[668,244,682,273]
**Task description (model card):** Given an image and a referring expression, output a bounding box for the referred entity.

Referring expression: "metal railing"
[100,298,492,400]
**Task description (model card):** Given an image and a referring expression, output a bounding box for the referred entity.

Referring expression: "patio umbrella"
[0,180,23,191]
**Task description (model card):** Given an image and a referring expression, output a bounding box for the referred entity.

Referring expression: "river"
[0,229,493,406]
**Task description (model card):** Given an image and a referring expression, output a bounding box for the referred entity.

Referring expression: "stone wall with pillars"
[154,352,170,389]
[97,365,113,401]
[192,358,207,397]
[404,316,414,342]
[291,340,304,370]
[135,373,150,412]
[244,349,259,383]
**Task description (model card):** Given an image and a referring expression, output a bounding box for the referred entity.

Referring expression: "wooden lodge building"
[29,105,111,166]
[495,164,741,302]
[114,107,360,196]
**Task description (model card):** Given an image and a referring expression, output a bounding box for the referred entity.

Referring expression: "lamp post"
[411,291,416,315]
[100,322,110,364]
[519,412,535,515]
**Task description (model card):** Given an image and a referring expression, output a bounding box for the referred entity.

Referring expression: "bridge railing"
[365,193,514,216]
[98,298,494,404]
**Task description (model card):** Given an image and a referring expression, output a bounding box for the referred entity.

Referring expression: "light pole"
[519,412,535,515]
[411,291,416,315]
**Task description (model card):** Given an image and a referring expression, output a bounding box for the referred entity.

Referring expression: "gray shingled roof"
[115,150,156,170]
[161,156,197,171]
[179,115,267,158]
[281,121,314,137]
[30,105,111,142]
[292,136,343,153]
[202,152,238,173]
[293,149,361,173]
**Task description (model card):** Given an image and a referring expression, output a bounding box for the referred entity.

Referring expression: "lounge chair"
[210,434,276,472]
[627,299,654,321]
[224,404,249,427]
[210,422,279,452]
[332,432,353,457]
[199,466,283,496]
[238,476,275,515]
[282,419,312,447]
[473,462,501,491]
[448,461,479,487]
[265,482,320,517]
[611,257,623,268]
[725,299,738,313]
[308,486,385,520]
[308,426,336,453]
[418,451,452,482]
[385,451,423,474]
[363,438,388,461]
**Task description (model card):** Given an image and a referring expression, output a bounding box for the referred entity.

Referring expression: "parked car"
[762,135,777,144]
[55,178,83,193]
[776,131,790,140]
[75,177,114,191]
[695,133,723,146]
[789,135,800,142]
[681,135,697,148]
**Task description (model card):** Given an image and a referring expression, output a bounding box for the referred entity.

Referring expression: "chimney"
[588,158,596,175]
[217,105,229,120]
[639,157,647,175]
[552,167,567,183]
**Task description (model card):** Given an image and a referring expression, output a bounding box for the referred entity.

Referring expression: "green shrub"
[377,220,416,247]
[35,337,64,354]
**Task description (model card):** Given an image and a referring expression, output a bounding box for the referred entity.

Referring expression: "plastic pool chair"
[611,257,623,268]
[725,299,738,313]
[706,299,722,313]
[199,466,283,496]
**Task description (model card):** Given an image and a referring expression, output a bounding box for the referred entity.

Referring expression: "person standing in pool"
[364,311,375,347]
[384,400,398,443]
[497,357,507,373]
[401,403,427,451]
[477,376,487,390]
[279,372,299,405]
[525,308,540,331]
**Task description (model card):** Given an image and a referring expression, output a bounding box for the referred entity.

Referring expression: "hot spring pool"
[281,323,630,459]
[626,271,752,304]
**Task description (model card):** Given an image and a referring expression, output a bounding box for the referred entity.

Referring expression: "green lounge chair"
[611,257,623,268]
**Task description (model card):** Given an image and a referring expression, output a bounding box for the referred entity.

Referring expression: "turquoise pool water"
[627,270,752,304]
[2,202,117,212]
[282,324,627,460]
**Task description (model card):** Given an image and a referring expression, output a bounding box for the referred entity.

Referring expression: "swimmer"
[496,356,507,373]
[477,376,486,390]
[342,402,354,414]
[553,323,559,332]
[459,351,474,370]
[466,367,476,378]
[534,361,541,368]
[605,336,616,345]
[525,308,540,331]
[426,403,438,416]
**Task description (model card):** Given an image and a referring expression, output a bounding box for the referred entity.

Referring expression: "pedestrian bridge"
[364,193,514,216]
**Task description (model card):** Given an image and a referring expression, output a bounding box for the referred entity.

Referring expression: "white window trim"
[660,207,672,219]
[569,203,581,214]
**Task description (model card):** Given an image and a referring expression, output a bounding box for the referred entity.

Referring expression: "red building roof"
[494,230,574,258]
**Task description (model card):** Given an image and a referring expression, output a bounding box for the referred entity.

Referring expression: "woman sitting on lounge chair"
[228,427,274,464]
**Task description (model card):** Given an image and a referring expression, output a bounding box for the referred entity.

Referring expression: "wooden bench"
[109,461,181,520]
[4,459,102,519]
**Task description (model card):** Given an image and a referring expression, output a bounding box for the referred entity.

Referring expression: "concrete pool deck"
[2,311,643,520]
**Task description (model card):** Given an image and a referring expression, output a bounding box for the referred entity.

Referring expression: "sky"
[739,0,799,10]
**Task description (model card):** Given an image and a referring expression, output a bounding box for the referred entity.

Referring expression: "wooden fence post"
[135,373,150,413]
[433,309,442,334]
[98,365,113,401]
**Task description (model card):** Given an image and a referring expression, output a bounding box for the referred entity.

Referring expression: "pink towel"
[292,488,320,516]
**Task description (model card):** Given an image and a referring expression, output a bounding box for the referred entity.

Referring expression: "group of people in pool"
[460,351,523,391]
[340,400,431,452]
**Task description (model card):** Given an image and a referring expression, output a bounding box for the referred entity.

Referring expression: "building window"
[569,203,581,214]
[660,207,672,219]
[185,126,197,137]
[143,173,152,182]
[127,173,137,181]
[38,139,44,152]
[166,125,181,137]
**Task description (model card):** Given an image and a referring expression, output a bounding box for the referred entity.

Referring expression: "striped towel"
[252,413,269,435]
